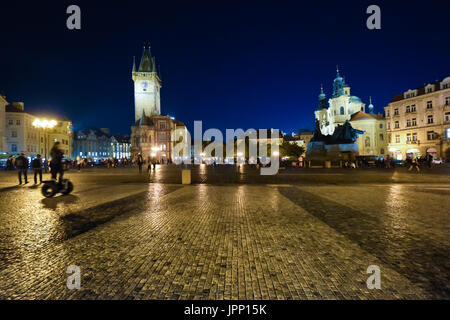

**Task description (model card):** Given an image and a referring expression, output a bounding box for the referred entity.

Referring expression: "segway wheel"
[61,180,74,195]
[42,182,57,198]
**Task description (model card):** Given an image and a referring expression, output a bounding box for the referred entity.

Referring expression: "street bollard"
[182,169,191,184]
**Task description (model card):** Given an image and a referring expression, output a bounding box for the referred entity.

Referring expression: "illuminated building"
[385,77,450,159]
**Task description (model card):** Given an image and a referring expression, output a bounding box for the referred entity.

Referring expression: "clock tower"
[132,45,161,122]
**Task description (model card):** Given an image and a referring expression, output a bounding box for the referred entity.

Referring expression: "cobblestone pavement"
[0,168,449,299]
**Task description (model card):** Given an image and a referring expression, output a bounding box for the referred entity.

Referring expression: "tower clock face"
[141,81,148,89]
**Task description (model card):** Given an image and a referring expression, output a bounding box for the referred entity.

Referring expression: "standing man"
[50,142,65,184]
[137,153,144,173]
[31,154,43,184]
[15,153,29,185]
[426,153,433,169]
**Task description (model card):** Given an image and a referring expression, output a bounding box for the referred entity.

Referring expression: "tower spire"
[368,96,374,114]
[132,56,136,73]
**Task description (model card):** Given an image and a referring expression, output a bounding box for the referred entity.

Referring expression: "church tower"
[132,45,161,122]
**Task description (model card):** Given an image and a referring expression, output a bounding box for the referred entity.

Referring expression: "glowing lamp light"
[151,153,156,157]
[200,152,206,157]
[273,151,280,156]
[151,146,159,152]
[237,152,243,157]
[33,118,57,129]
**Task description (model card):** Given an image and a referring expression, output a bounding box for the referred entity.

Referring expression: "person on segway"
[42,142,73,198]
[50,141,64,184]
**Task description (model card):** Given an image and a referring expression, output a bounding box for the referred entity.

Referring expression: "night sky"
[1,0,449,136]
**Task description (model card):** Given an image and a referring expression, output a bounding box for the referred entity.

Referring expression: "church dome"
[349,95,361,103]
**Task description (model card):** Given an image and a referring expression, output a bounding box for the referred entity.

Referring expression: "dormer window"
[441,77,450,90]
[425,84,434,93]
[404,89,417,99]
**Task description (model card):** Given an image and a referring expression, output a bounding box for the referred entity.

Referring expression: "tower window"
[340,107,344,115]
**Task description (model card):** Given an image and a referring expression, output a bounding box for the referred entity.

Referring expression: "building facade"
[5,102,40,157]
[73,128,112,161]
[39,118,73,159]
[385,76,450,160]
[130,45,187,161]
[350,107,387,157]
[0,95,7,152]
[111,134,131,159]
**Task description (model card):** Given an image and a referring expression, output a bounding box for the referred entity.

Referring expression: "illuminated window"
[427,115,434,124]
[427,101,433,109]
[395,121,399,129]
[411,105,416,112]
[394,108,399,115]
[412,118,417,126]
[395,135,400,143]
[406,105,410,113]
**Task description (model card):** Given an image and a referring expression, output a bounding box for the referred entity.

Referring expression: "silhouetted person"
[31,154,43,184]
[50,142,64,184]
[15,153,29,184]
[137,154,144,173]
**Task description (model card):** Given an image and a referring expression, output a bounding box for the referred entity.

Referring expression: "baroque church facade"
[130,45,186,161]
[314,68,387,157]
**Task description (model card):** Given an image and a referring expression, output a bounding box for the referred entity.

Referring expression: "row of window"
[391,115,435,129]
[393,131,437,143]
[8,119,21,125]
[387,97,450,117]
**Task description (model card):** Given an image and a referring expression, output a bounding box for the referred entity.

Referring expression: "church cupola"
[318,84,327,109]
[333,66,345,98]
[368,96,374,114]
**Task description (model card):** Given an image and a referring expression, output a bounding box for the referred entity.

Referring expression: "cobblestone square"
[0,166,449,299]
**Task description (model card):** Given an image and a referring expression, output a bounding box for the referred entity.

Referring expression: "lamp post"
[33,119,57,172]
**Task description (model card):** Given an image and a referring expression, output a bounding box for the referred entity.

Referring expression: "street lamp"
[33,118,57,172]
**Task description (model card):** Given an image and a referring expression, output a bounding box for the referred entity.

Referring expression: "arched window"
[340,107,344,115]
[380,148,385,155]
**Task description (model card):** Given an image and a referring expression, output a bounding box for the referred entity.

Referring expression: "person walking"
[408,156,420,173]
[50,142,65,184]
[76,156,82,171]
[137,154,144,173]
[147,156,152,173]
[31,154,43,184]
[15,153,29,184]
[426,153,433,169]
